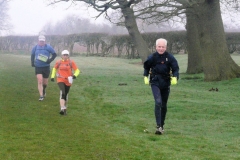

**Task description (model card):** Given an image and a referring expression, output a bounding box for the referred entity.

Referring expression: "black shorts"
[35,66,50,78]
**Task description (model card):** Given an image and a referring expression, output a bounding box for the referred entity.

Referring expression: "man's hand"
[73,75,76,79]
[51,78,54,82]
[31,63,35,67]
[171,77,177,85]
[144,76,149,85]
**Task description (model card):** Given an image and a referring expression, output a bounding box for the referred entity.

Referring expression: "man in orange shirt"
[51,50,80,115]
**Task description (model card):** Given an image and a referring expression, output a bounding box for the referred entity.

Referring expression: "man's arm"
[31,46,36,67]
[143,55,153,76]
[46,45,57,64]
[47,53,57,64]
[169,55,179,79]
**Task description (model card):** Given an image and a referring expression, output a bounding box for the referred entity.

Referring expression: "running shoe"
[59,109,67,115]
[39,97,44,101]
[155,126,164,135]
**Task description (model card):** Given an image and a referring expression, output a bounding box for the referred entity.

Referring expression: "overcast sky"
[8,0,104,36]
[6,0,240,36]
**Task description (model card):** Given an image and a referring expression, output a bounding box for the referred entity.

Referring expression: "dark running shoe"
[59,109,67,115]
[155,126,164,135]
[39,97,44,101]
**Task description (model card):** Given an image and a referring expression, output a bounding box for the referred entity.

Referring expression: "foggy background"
[3,0,240,36]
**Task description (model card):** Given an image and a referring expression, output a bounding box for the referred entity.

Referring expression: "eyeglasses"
[63,54,69,56]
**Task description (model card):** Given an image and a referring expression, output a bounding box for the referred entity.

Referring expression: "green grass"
[0,53,240,160]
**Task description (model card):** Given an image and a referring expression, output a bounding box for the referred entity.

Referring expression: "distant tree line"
[41,15,177,35]
[0,31,240,58]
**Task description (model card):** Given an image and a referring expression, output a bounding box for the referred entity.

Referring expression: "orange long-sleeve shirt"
[51,59,79,86]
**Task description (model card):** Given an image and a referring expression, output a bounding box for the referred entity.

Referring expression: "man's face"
[38,40,45,46]
[156,41,167,54]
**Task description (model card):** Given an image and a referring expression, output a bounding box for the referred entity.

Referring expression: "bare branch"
[0,0,12,33]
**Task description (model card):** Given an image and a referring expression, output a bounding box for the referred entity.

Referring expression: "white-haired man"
[143,38,179,134]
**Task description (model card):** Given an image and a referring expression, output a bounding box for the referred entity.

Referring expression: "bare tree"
[47,0,150,61]
[193,0,240,81]
[42,14,128,35]
[185,6,203,74]
[48,0,240,81]
[0,0,12,35]
[134,0,240,80]
[169,0,240,80]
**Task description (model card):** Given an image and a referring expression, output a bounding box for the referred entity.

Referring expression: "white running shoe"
[39,97,44,101]
[155,126,164,135]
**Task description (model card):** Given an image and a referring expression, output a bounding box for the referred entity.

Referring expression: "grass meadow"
[0,53,240,160]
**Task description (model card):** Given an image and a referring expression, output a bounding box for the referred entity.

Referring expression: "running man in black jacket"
[143,38,179,135]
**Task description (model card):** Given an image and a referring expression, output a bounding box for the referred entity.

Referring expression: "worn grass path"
[0,54,240,160]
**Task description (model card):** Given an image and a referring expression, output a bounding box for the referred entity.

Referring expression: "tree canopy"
[48,0,240,81]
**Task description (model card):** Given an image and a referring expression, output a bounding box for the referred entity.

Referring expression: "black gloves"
[47,54,57,64]
[73,75,76,79]
[31,63,35,67]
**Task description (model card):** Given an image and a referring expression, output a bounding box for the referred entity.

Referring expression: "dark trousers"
[151,84,170,127]
[58,82,71,101]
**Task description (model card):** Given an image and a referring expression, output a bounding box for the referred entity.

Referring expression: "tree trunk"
[186,7,203,74]
[196,0,240,81]
[118,1,150,62]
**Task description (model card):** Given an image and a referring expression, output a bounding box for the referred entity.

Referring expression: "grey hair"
[156,38,167,46]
